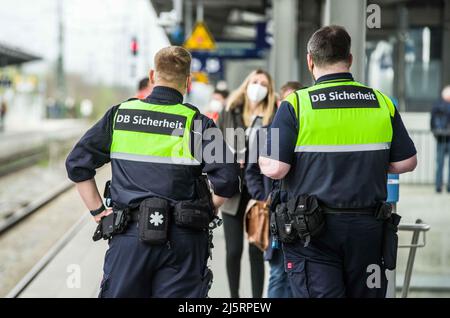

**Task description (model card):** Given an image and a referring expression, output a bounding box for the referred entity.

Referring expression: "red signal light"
[131,37,139,56]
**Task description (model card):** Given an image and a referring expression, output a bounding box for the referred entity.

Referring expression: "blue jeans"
[267,249,292,298]
[435,140,450,191]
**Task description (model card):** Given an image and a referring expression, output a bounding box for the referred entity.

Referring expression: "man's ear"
[186,75,192,92]
[348,53,353,68]
[149,69,156,84]
[306,53,314,73]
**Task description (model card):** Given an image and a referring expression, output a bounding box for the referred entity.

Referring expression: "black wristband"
[90,204,106,216]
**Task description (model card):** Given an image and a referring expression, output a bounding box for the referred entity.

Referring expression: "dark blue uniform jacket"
[66,86,240,207]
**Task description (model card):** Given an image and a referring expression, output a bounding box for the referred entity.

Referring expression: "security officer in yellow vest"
[259,26,417,298]
[66,46,239,297]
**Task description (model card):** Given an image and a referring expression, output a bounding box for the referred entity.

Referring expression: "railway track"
[5,214,89,298]
[0,166,110,297]
[0,180,74,235]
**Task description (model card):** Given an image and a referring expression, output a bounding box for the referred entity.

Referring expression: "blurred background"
[0,0,449,298]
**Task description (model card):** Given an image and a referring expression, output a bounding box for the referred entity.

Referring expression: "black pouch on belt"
[383,213,401,270]
[287,194,325,246]
[138,197,170,245]
[173,200,212,231]
[101,213,115,238]
[93,208,129,242]
[274,202,298,243]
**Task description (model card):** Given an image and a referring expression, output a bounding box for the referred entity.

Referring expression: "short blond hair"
[154,46,191,84]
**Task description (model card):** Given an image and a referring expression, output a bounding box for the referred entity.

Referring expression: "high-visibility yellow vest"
[111,100,199,165]
[284,80,396,153]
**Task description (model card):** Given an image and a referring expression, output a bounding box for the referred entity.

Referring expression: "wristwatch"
[90,204,106,216]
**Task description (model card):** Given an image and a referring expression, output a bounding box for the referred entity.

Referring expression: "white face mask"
[246,83,268,104]
[209,99,224,113]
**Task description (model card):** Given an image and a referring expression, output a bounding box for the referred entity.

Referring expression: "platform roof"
[0,42,41,67]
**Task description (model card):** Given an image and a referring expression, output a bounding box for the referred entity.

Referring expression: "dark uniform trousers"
[283,214,387,298]
[99,221,209,298]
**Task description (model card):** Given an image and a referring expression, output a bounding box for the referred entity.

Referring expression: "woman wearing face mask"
[218,69,276,298]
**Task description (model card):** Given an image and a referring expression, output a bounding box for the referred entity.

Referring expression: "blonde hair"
[154,46,191,85]
[226,69,275,127]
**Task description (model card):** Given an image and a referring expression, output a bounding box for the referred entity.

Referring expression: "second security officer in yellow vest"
[66,46,239,297]
[260,26,417,298]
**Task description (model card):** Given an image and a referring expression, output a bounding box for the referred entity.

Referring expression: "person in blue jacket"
[431,85,450,192]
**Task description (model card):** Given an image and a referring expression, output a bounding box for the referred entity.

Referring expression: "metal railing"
[397,219,431,298]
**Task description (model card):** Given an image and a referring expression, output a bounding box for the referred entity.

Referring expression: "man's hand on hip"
[94,208,113,224]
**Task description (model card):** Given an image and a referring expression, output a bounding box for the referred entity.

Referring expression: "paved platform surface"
[18,217,107,298]
[396,185,450,292]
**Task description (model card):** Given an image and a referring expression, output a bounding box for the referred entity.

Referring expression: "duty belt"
[321,206,376,215]
[127,206,174,222]
[126,206,180,222]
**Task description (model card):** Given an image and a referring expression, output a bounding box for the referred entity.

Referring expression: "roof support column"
[443,0,450,87]
[322,0,367,82]
[271,0,298,91]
